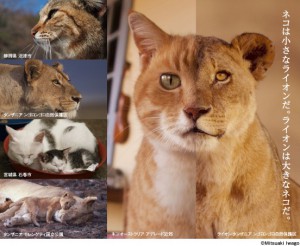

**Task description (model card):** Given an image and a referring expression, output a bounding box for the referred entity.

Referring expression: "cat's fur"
[31,0,106,59]
[4,193,75,227]
[38,148,70,173]
[0,198,13,213]
[38,147,99,173]
[126,12,300,238]
[6,119,99,173]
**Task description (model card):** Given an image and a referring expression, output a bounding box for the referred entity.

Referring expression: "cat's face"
[6,126,44,166]
[129,13,274,153]
[32,1,83,48]
[31,0,104,58]
[39,149,68,171]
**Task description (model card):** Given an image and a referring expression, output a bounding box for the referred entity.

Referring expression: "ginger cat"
[5,193,75,227]
[126,12,300,239]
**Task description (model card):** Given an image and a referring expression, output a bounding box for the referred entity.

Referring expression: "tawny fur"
[0,180,97,225]
[0,59,81,118]
[126,12,300,239]
[5,193,75,227]
[0,198,13,213]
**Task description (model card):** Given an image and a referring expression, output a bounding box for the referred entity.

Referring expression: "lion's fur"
[0,59,81,118]
[0,198,13,213]
[0,180,97,225]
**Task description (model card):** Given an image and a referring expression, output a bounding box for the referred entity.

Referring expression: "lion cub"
[0,198,13,213]
[7,193,75,227]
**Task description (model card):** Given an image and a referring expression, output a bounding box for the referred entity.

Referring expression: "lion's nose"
[184,106,211,121]
[72,96,82,104]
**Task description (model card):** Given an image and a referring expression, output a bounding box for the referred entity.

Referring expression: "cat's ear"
[34,131,45,143]
[98,4,107,17]
[38,153,46,162]
[231,33,275,81]
[78,0,106,18]
[6,126,18,142]
[24,59,43,82]
[52,62,64,72]
[128,11,169,67]
[63,148,71,157]
[83,196,97,209]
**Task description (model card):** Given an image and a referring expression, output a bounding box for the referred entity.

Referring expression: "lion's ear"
[83,196,97,209]
[52,62,64,72]
[231,33,275,81]
[24,59,43,82]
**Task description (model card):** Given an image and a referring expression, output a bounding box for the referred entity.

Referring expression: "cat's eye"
[52,79,61,86]
[160,74,181,90]
[215,71,231,84]
[48,9,58,20]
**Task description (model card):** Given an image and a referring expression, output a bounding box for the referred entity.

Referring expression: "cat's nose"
[184,106,211,121]
[31,28,37,37]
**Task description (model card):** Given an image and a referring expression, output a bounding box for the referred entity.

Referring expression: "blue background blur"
[1,0,48,14]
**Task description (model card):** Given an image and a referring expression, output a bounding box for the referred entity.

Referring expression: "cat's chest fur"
[151,141,196,217]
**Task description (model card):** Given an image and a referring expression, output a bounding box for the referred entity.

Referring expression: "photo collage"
[0,0,300,243]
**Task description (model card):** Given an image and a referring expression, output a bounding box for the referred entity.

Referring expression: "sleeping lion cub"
[126,12,300,238]
[4,193,75,227]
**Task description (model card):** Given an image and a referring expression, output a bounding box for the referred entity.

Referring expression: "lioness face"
[24,59,82,115]
[54,196,97,225]
[130,13,274,153]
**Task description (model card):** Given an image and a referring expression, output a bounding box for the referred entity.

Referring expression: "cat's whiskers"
[31,46,39,59]
[48,39,52,59]
[41,40,49,59]
[18,43,35,54]
[26,44,37,57]
[53,34,63,44]
[45,42,49,59]
[44,39,52,59]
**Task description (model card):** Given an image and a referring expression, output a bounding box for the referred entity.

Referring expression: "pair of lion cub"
[0,192,75,227]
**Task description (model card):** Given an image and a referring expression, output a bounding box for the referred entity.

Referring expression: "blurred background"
[0,0,48,58]
[108,0,300,234]
[1,59,107,119]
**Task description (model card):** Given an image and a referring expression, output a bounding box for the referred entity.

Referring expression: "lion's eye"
[52,79,61,86]
[215,71,231,83]
[160,74,181,90]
